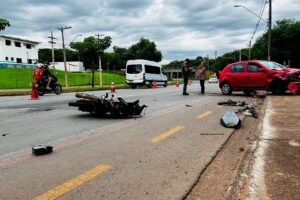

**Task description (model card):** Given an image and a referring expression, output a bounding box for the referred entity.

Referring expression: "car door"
[229,62,246,89]
[246,62,268,89]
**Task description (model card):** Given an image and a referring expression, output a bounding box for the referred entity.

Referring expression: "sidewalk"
[249,96,300,199]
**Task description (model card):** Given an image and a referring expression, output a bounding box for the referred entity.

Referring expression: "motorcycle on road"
[36,75,62,96]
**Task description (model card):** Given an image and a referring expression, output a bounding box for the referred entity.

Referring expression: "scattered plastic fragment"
[220,111,241,129]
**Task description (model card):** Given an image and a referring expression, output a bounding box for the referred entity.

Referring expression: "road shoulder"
[185,97,266,200]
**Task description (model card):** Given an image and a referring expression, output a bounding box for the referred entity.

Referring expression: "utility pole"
[57,26,72,88]
[268,0,272,61]
[95,33,104,86]
[239,49,242,61]
[249,41,251,60]
[48,31,56,69]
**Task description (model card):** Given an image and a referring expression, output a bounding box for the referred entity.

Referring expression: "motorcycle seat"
[118,97,128,107]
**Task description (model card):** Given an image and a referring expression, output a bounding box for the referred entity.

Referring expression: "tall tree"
[70,36,112,69]
[252,19,300,67]
[0,18,10,31]
[128,38,162,62]
[38,48,79,64]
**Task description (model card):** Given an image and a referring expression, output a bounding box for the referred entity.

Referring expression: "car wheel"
[221,83,232,95]
[148,82,153,88]
[163,82,167,87]
[131,85,137,89]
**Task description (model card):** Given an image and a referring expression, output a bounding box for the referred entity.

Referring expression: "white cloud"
[1,0,300,62]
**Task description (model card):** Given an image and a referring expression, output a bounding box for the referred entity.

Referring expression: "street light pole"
[95,34,104,86]
[268,0,272,61]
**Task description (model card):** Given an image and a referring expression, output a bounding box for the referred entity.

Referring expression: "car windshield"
[259,61,284,70]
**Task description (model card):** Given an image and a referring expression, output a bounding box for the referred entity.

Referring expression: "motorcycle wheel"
[37,86,45,96]
[54,84,62,95]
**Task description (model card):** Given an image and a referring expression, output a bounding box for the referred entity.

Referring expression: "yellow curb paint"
[218,105,223,108]
[34,165,111,200]
[197,111,212,120]
[151,125,185,143]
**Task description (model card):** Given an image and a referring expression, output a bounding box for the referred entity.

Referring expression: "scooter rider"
[42,64,53,90]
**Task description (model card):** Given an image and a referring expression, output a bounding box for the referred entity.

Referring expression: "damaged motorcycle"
[69,93,147,118]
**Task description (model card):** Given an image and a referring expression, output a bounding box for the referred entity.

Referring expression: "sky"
[1,0,300,64]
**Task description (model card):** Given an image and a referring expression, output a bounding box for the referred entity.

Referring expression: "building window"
[5,40,11,46]
[16,58,22,63]
[26,44,32,49]
[5,57,9,61]
[15,41,21,47]
[27,59,32,64]
[11,57,14,61]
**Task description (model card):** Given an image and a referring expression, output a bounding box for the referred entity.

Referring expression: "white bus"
[126,59,168,89]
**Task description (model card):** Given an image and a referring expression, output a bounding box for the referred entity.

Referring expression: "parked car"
[219,60,300,95]
[208,76,218,83]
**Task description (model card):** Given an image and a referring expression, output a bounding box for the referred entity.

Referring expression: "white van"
[126,59,168,89]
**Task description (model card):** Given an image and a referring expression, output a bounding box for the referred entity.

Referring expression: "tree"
[0,18,10,31]
[70,36,112,69]
[38,48,79,64]
[252,19,300,68]
[128,38,162,62]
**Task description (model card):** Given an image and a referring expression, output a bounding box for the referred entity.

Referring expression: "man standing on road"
[182,58,190,95]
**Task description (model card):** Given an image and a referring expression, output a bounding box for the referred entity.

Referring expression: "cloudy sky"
[1,0,300,63]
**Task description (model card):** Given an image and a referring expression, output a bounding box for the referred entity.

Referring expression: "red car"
[219,60,300,95]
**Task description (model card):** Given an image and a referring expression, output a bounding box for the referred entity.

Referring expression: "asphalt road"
[0,82,252,200]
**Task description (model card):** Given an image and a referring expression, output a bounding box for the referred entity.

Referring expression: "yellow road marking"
[34,165,111,200]
[197,111,212,119]
[151,125,185,143]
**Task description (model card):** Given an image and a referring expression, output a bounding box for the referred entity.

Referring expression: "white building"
[0,35,40,65]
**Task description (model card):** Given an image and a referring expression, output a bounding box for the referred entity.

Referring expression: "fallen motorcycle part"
[220,111,241,129]
[69,93,147,118]
[32,145,53,156]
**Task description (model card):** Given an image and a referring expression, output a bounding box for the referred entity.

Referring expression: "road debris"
[32,145,53,156]
[200,133,225,135]
[185,104,193,107]
[220,111,241,129]
[237,107,258,118]
[218,99,246,106]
